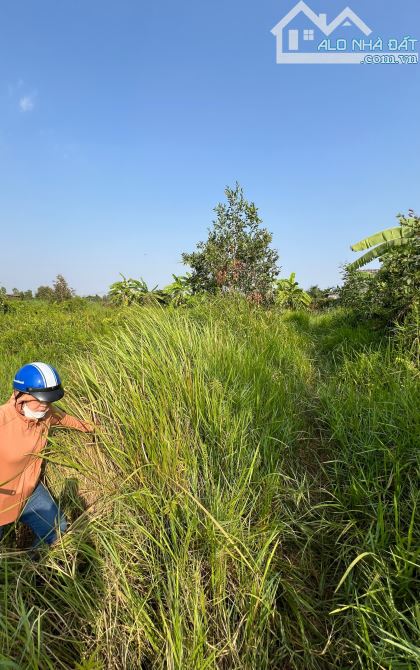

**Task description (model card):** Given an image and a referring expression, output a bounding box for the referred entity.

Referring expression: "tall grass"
[287,308,419,668]
[317,340,419,669]
[0,300,127,409]
[0,299,418,668]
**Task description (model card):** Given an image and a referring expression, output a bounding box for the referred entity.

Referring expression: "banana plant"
[349,214,419,270]
[162,273,193,307]
[108,274,165,306]
[0,287,8,314]
[274,273,312,310]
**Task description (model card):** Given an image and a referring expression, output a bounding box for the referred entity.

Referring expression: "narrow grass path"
[285,310,420,670]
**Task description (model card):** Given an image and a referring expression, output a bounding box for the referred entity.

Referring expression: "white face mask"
[23,404,49,419]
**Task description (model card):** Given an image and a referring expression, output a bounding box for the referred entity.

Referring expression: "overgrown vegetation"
[274,272,312,309]
[0,300,126,396]
[341,213,420,326]
[0,299,418,669]
[1,195,418,668]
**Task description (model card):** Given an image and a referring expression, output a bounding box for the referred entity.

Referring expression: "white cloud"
[19,95,35,112]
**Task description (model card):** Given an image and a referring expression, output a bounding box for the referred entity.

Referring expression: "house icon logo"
[271,1,372,64]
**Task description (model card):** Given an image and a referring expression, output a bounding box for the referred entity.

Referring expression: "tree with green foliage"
[53,274,75,302]
[35,276,74,302]
[182,182,280,304]
[0,287,8,314]
[35,285,55,301]
[2,287,32,301]
[274,273,312,310]
[307,285,339,311]
[307,285,323,302]
[342,213,420,324]
[372,230,419,321]
[339,266,378,318]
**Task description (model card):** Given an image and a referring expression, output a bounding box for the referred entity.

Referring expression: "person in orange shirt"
[0,362,95,552]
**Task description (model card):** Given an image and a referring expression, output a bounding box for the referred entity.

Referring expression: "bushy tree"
[0,287,8,314]
[35,276,74,302]
[342,212,420,324]
[53,274,75,302]
[182,182,280,304]
[1,287,32,301]
[339,266,378,317]
[307,285,339,311]
[35,285,55,301]
[374,226,419,321]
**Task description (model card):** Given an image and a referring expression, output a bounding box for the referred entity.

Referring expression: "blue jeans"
[0,481,68,549]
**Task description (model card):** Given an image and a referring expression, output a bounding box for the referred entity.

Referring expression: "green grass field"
[0,299,418,669]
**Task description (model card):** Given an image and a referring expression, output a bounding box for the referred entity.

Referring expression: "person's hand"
[87,412,101,432]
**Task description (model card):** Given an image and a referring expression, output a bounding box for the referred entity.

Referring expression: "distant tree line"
[1,275,107,305]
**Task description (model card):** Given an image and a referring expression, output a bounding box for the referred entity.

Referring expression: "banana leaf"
[348,238,410,270]
[351,219,415,252]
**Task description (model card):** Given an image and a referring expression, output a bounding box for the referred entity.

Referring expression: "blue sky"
[0,0,419,295]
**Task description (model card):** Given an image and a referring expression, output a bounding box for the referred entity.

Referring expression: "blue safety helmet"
[13,362,65,402]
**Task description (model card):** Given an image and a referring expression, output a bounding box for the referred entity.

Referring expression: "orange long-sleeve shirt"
[0,391,94,526]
